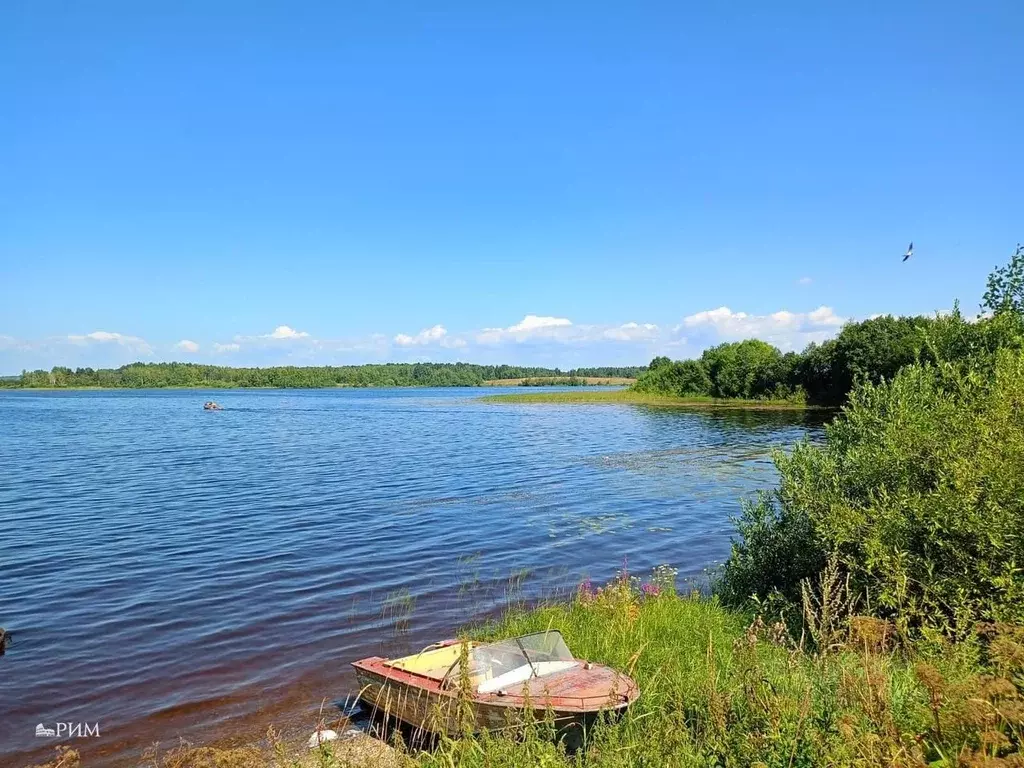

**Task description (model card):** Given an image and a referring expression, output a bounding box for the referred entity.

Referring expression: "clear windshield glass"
[518,630,574,664]
[442,631,575,692]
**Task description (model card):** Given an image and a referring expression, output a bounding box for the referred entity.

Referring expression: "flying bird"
[902,242,914,262]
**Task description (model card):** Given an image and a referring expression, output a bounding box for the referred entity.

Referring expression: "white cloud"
[808,306,844,326]
[223,325,315,354]
[680,305,846,351]
[0,334,22,351]
[508,315,572,333]
[394,324,448,346]
[267,325,309,340]
[2,304,857,371]
[67,330,153,355]
[475,315,577,345]
[601,322,659,341]
[797,276,813,285]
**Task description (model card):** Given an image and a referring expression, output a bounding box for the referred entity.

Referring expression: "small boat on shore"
[352,631,638,745]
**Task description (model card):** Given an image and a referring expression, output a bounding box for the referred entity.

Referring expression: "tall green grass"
[74,576,1023,768]
[413,569,1023,768]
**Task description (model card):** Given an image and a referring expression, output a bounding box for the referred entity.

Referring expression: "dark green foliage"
[924,303,1024,367]
[633,358,712,396]
[701,339,792,399]
[722,349,1024,630]
[718,491,827,607]
[797,315,933,406]
[570,366,646,378]
[517,376,586,386]
[635,341,803,402]
[632,311,1022,407]
[636,318,939,407]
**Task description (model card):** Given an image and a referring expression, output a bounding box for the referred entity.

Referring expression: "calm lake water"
[0,388,825,765]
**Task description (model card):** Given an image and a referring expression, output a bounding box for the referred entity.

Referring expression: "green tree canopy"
[983,243,1024,317]
[700,339,788,399]
[722,348,1024,630]
[633,359,712,396]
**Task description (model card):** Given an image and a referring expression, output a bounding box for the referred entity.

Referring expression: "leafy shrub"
[701,339,790,399]
[722,349,1024,632]
[633,358,712,396]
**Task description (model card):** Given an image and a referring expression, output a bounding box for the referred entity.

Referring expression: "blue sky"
[1,2,1021,373]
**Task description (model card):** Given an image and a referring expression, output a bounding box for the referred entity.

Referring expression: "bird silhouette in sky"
[902,242,914,262]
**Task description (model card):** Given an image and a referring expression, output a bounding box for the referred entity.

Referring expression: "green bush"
[722,349,1024,631]
[701,339,790,399]
[633,358,712,396]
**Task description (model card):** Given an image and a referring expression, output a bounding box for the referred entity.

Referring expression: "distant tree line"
[518,376,588,387]
[2,362,647,389]
[634,246,1024,407]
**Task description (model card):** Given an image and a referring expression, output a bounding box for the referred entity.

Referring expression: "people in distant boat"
[203,401,223,410]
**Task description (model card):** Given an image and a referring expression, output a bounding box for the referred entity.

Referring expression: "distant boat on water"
[203,401,223,410]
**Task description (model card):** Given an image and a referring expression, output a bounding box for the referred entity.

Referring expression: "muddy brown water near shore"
[0,387,826,766]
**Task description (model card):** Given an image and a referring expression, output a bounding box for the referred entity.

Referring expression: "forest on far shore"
[3,362,645,389]
[633,245,1024,407]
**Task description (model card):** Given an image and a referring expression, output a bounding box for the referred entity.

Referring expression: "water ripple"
[0,388,824,766]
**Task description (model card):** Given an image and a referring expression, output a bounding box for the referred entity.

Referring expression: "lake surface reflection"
[0,388,826,765]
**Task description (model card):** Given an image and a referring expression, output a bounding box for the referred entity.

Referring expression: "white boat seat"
[477,661,578,693]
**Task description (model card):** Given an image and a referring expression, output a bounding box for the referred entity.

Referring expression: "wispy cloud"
[601,322,659,342]
[388,316,663,352]
[0,334,25,351]
[2,305,857,373]
[67,330,153,355]
[394,324,448,346]
[475,315,575,345]
[797,276,813,285]
[215,325,315,356]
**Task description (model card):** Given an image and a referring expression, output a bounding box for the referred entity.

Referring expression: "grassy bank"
[423,572,1024,768]
[80,574,1021,768]
[479,388,813,409]
[415,584,1010,768]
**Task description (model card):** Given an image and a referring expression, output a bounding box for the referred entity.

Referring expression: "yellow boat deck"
[383,642,479,681]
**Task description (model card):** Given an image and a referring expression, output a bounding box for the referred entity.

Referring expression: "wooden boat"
[352,631,638,744]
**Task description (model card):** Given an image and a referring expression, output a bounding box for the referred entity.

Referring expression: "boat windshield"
[442,631,576,693]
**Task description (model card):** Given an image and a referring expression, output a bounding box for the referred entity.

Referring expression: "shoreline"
[477,389,819,409]
[0,384,472,391]
[72,582,1013,768]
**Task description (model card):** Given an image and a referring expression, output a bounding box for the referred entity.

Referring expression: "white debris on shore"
[305,726,404,766]
[307,728,339,748]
